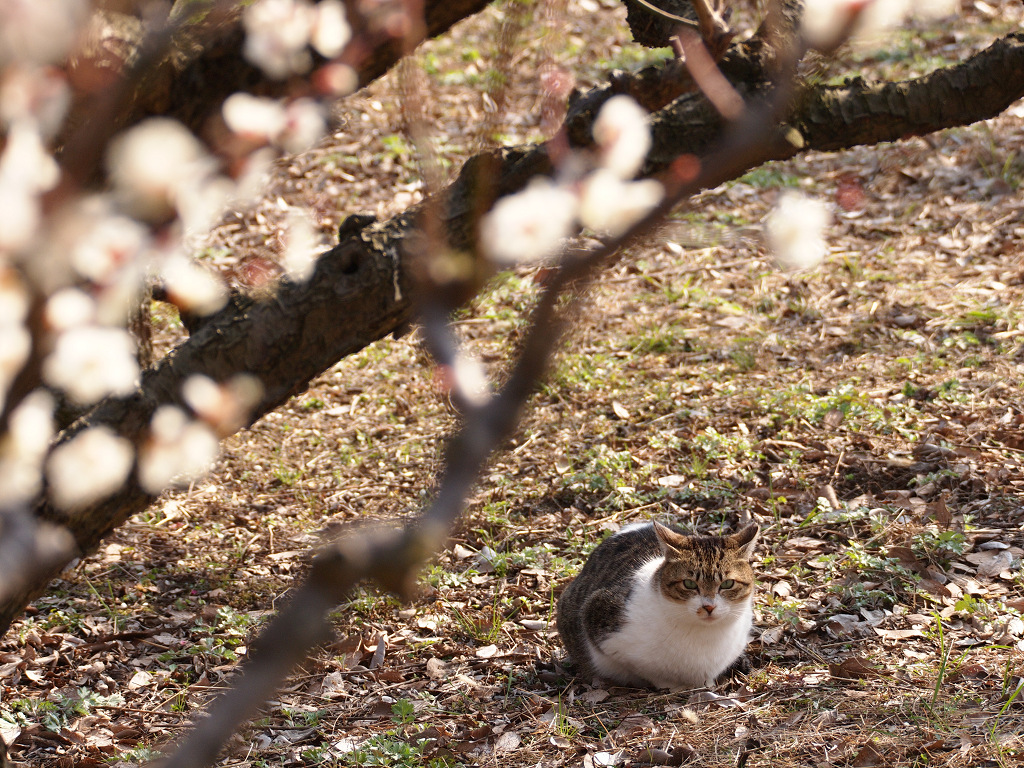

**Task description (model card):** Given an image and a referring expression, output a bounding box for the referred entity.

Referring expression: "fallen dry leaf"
[851,740,885,767]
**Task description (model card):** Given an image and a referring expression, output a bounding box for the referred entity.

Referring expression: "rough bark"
[792,33,1024,153]
[3,30,1023,636]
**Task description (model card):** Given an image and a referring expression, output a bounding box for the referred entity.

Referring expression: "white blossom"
[311,0,352,58]
[223,93,288,143]
[0,122,59,252]
[243,0,316,79]
[45,288,97,331]
[0,121,60,192]
[451,356,490,408]
[0,184,39,252]
[593,96,651,180]
[0,325,30,413]
[47,426,134,510]
[281,209,320,280]
[0,265,29,327]
[224,94,324,153]
[43,326,140,405]
[765,191,831,271]
[0,0,89,66]
[176,175,235,236]
[137,406,219,493]
[160,256,228,316]
[480,178,578,265]
[107,118,213,222]
[0,390,54,505]
[579,170,663,236]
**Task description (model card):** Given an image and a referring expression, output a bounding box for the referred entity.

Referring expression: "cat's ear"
[728,523,759,558]
[653,521,690,554]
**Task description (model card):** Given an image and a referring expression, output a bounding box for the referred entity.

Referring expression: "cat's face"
[653,523,758,623]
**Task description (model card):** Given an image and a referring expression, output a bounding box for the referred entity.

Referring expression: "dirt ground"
[3,1,1024,766]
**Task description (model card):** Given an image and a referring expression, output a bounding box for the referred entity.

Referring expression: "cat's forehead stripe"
[688,537,726,555]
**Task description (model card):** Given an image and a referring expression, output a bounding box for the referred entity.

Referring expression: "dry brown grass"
[4,2,1024,766]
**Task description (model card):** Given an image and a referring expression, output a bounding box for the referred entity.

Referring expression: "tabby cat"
[556,521,759,689]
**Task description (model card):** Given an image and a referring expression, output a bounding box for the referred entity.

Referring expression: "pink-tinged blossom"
[183,374,263,436]
[107,118,213,222]
[592,96,651,180]
[802,0,957,48]
[278,98,326,154]
[0,260,30,411]
[243,0,316,79]
[70,213,149,283]
[480,178,578,265]
[0,326,30,413]
[0,0,89,67]
[313,62,358,96]
[47,426,134,511]
[311,0,351,58]
[42,326,140,405]
[160,256,228,316]
[0,390,53,504]
[0,66,71,139]
[765,191,831,271]
[138,406,219,493]
[579,169,663,236]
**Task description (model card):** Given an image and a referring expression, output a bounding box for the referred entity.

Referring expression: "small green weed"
[109,745,163,764]
[349,731,462,768]
[391,698,417,725]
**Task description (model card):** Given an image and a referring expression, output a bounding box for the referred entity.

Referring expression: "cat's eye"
[720,579,735,590]
[682,579,698,590]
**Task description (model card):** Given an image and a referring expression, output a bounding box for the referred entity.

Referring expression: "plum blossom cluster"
[480,95,663,265]
[0,0,348,514]
[243,0,352,79]
[801,0,958,48]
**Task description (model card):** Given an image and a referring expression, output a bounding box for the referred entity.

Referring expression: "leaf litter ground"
[4,2,1024,766]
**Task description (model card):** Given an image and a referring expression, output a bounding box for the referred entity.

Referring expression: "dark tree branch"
[792,32,1024,153]
[66,0,494,144]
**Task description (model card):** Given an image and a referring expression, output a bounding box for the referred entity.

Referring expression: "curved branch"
[794,32,1024,153]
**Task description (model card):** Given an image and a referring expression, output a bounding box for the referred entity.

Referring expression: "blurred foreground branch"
[159,54,812,764]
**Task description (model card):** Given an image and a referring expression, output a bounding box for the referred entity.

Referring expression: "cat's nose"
[700,602,715,616]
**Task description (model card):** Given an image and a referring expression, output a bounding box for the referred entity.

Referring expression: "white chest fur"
[587,557,752,689]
